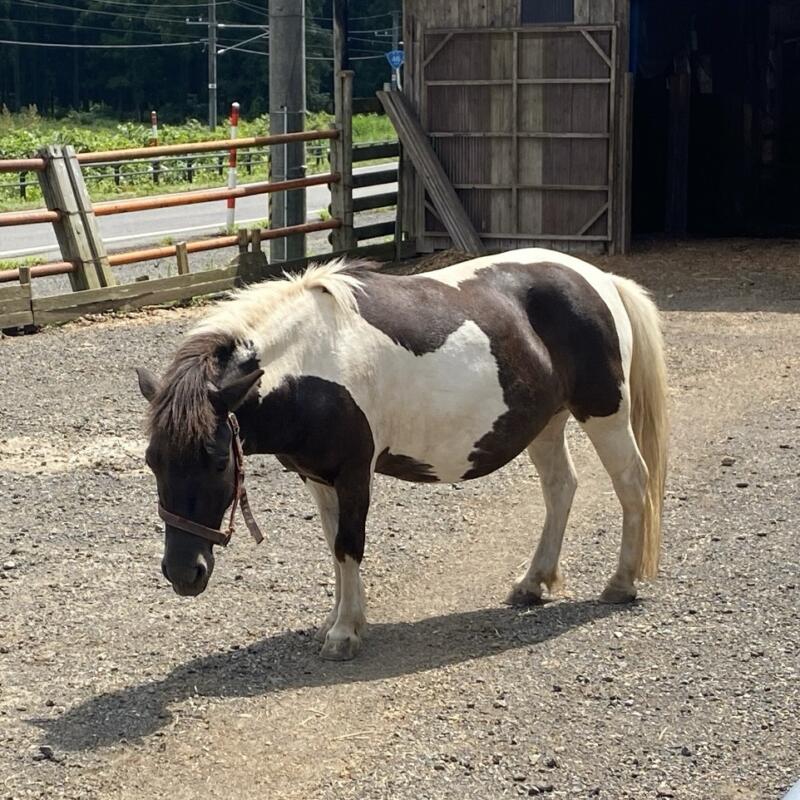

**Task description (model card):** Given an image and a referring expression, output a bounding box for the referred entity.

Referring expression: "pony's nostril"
[195,563,207,584]
[161,560,169,581]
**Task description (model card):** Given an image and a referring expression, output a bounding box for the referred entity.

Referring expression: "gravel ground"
[0,238,798,799]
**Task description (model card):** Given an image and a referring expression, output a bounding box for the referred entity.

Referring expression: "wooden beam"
[352,191,398,212]
[352,167,398,188]
[422,32,453,68]
[352,142,400,162]
[580,30,612,68]
[377,89,483,253]
[428,132,610,139]
[577,202,609,236]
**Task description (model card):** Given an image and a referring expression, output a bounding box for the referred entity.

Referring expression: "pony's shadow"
[37,600,632,752]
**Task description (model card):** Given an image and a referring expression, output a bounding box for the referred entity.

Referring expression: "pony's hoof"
[504,585,546,607]
[320,632,360,661]
[599,583,637,604]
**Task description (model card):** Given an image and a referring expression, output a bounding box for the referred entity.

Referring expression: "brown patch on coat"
[353,261,624,479]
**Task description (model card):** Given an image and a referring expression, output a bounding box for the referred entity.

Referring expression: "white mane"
[192,258,364,342]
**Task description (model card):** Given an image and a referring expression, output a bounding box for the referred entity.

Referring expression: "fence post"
[330,69,355,252]
[36,145,116,291]
[226,101,240,231]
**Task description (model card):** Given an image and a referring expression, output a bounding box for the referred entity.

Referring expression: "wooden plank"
[581,30,612,68]
[352,167,398,188]
[63,145,115,288]
[423,32,454,68]
[37,145,100,292]
[606,27,617,243]
[429,132,610,139]
[377,89,483,253]
[619,72,634,254]
[176,242,190,275]
[577,202,609,235]
[0,267,35,328]
[425,230,609,241]
[425,78,610,86]
[427,25,615,34]
[511,30,519,232]
[354,221,396,241]
[453,183,609,191]
[352,192,398,213]
[352,142,399,162]
[330,70,356,251]
[31,267,240,325]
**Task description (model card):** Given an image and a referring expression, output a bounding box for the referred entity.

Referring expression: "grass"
[0,255,45,271]
[0,107,397,212]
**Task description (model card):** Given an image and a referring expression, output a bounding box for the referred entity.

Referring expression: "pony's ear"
[208,368,264,414]
[136,367,161,403]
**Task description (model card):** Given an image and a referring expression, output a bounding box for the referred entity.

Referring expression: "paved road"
[0,163,397,260]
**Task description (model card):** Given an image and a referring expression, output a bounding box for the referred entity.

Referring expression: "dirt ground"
[0,239,798,799]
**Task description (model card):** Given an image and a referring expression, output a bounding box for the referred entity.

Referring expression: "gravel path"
[0,239,798,799]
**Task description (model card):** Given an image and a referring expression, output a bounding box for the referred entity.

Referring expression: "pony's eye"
[215,457,228,472]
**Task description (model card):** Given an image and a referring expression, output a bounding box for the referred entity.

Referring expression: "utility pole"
[391,9,400,89]
[269,0,306,262]
[208,0,218,130]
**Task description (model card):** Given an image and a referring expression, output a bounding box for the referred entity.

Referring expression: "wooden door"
[421,25,616,251]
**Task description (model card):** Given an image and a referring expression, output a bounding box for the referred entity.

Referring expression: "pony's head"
[136,334,262,597]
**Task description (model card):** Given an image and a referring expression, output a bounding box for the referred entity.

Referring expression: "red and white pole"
[149,110,159,146]
[226,102,240,230]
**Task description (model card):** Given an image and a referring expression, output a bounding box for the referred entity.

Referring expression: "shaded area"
[36,601,629,752]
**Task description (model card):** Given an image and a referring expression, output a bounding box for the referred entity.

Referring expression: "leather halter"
[157,414,264,547]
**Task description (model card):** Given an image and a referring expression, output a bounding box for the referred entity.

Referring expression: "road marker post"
[227,102,240,231]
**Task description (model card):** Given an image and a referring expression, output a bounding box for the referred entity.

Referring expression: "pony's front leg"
[304,480,341,641]
[320,466,371,661]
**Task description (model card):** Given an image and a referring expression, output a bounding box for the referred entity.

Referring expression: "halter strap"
[158,413,264,547]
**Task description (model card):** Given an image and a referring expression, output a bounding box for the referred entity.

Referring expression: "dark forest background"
[0,0,401,121]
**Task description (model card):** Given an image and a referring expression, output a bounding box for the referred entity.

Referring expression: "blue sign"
[386,49,404,69]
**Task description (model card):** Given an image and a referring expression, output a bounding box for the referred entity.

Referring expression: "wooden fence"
[0,73,406,331]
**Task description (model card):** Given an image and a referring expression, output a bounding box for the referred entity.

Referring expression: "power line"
[8,0,206,24]
[0,37,204,48]
[83,0,221,6]
[1,15,200,40]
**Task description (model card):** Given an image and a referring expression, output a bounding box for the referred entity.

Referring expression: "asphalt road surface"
[0,163,397,260]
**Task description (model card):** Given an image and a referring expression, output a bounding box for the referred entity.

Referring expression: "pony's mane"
[195,257,370,338]
[148,259,372,451]
[147,331,233,452]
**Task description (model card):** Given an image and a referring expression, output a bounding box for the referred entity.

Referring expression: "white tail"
[613,275,669,579]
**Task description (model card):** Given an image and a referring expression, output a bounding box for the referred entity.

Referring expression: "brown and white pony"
[136,249,668,660]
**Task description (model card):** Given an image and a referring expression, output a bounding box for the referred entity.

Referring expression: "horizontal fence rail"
[76,130,338,165]
[0,141,383,200]
[0,218,342,283]
[92,173,339,217]
[0,208,61,227]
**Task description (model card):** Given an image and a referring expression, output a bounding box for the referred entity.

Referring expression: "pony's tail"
[612,275,669,579]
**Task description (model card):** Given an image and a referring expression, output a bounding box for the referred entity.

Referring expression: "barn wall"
[400,0,631,254]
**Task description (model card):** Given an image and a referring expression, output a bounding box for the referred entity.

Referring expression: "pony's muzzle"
[161,550,213,596]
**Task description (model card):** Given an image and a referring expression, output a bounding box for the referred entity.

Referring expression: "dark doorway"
[630,0,800,237]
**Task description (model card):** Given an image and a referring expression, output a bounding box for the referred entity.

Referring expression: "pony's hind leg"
[506,410,577,606]
[305,480,342,641]
[578,407,648,603]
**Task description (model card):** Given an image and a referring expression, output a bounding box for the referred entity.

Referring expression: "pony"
[136,248,668,660]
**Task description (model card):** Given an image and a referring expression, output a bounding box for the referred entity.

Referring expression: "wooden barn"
[394,0,800,254]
